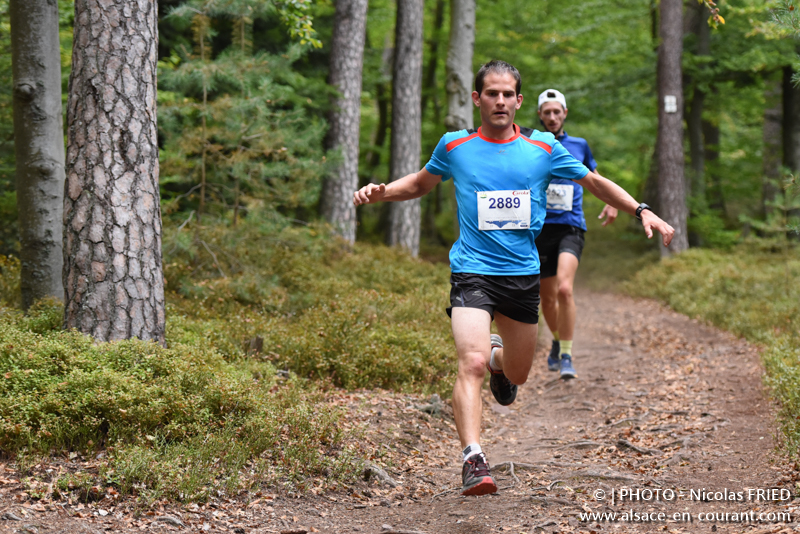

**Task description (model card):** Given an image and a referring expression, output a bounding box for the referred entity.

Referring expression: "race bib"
[546,183,574,211]
[477,190,531,231]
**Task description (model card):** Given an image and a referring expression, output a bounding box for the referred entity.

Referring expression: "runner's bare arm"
[578,171,675,246]
[584,170,618,226]
[353,168,442,206]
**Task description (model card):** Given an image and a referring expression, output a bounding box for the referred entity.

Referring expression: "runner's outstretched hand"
[641,210,675,247]
[354,183,386,206]
[598,205,618,226]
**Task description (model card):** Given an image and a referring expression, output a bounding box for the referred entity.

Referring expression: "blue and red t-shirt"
[542,132,597,231]
[425,124,590,276]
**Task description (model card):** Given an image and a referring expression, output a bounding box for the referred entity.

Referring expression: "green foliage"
[0,0,16,255]
[158,0,330,223]
[0,296,357,501]
[623,243,800,452]
[162,215,456,393]
[0,254,19,307]
[741,173,800,239]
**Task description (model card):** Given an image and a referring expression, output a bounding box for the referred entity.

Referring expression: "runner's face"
[472,72,523,132]
[538,101,567,135]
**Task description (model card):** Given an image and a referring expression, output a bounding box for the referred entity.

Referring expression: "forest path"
[1,289,795,534]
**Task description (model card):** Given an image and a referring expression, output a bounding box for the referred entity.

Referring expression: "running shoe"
[488,335,517,406]
[547,339,560,372]
[461,452,498,496]
[560,354,577,380]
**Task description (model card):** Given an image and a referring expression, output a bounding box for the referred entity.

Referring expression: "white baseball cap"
[538,89,567,110]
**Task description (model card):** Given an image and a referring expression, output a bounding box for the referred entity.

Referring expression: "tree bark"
[763,73,782,219]
[389,0,424,256]
[444,0,474,131]
[782,63,800,233]
[321,0,368,243]
[686,0,710,204]
[64,0,165,343]
[421,0,445,125]
[10,0,65,310]
[656,0,688,254]
[365,35,393,171]
[783,64,800,171]
[703,100,724,213]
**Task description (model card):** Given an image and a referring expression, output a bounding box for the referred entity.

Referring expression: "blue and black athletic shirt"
[425,124,590,276]
[533,131,597,231]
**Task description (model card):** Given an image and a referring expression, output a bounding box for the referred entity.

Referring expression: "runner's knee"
[459,351,488,379]
[557,281,573,301]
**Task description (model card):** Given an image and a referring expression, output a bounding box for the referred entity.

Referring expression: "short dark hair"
[475,60,521,96]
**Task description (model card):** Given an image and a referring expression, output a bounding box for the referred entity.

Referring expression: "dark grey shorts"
[446,272,541,324]
[535,224,585,279]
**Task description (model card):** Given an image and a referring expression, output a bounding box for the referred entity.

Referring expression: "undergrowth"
[622,239,800,453]
[0,215,456,502]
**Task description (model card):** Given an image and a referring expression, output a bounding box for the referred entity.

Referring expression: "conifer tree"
[321,0,368,243]
[388,0,424,256]
[10,0,64,309]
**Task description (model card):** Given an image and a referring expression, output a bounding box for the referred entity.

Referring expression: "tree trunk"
[444,0,474,132]
[656,0,688,254]
[782,63,800,234]
[421,0,445,125]
[321,0,368,243]
[686,0,709,204]
[10,0,65,310]
[703,106,724,213]
[389,0,424,256]
[763,73,782,219]
[64,0,165,343]
[365,34,393,171]
[784,64,800,171]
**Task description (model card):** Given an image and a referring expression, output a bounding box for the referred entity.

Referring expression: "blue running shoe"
[560,354,577,380]
[547,340,560,372]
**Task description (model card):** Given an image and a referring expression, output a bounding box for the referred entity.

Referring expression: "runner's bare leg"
[554,252,579,340]
[451,307,493,447]
[540,252,579,340]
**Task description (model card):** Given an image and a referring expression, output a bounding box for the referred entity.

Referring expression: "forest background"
[0,0,799,503]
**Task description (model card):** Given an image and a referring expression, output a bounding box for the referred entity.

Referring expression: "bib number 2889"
[488,196,522,209]
[477,189,531,231]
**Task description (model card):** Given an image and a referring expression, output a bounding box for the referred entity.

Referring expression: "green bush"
[0,299,357,501]
[0,218,461,500]
[162,216,457,394]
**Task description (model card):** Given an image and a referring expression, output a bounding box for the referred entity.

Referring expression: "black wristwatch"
[635,203,653,220]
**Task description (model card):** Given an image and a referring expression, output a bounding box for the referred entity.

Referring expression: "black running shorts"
[446,272,540,324]
[535,223,585,279]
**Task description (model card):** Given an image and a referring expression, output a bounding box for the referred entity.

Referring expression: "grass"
[622,239,800,453]
[0,214,458,503]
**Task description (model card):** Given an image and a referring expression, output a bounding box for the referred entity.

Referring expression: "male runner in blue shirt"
[534,89,617,380]
[354,60,673,497]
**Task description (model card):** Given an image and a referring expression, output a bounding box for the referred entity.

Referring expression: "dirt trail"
[1,289,795,534]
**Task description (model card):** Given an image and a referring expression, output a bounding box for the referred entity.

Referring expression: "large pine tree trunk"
[656,0,688,254]
[444,0,474,132]
[10,0,65,310]
[321,0,368,243]
[64,0,165,343]
[389,0,424,256]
